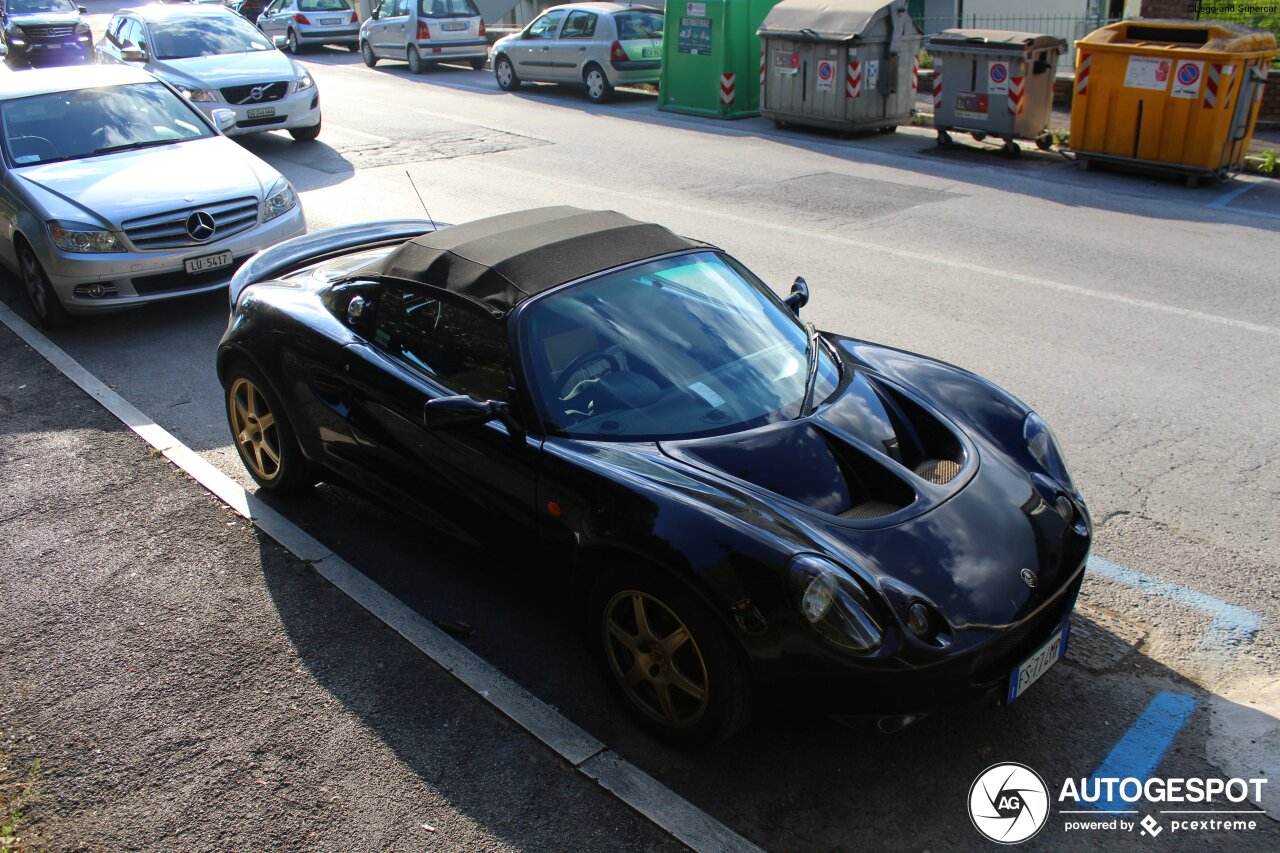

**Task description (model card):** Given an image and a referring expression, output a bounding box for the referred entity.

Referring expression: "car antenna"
[405,169,437,231]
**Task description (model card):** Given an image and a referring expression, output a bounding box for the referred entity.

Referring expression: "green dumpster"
[659,0,784,118]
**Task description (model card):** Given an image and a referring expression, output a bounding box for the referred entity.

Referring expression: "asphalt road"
[4,5,1280,850]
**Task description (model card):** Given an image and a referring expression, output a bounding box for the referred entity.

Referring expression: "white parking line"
[0,301,764,853]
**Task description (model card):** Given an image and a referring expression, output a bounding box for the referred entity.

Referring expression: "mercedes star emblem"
[1020,568,1038,588]
[185,210,216,242]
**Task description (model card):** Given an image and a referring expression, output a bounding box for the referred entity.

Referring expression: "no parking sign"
[817,59,834,92]
[988,61,1009,95]
[1172,60,1204,98]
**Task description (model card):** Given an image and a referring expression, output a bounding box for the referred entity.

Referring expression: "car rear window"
[614,11,662,40]
[418,0,479,17]
[299,0,351,10]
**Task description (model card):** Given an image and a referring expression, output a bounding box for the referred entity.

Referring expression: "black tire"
[17,241,69,330]
[494,54,518,90]
[970,131,987,142]
[590,564,753,747]
[583,64,613,103]
[287,28,303,54]
[879,125,897,134]
[937,130,953,147]
[289,117,321,142]
[1035,132,1054,151]
[470,56,486,71]
[346,42,360,52]
[1002,140,1021,157]
[361,40,378,67]
[407,45,424,74]
[223,361,315,495]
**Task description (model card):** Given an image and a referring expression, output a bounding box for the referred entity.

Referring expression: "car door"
[340,284,540,550]
[258,0,285,36]
[95,14,126,62]
[551,9,596,80]
[513,8,565,82]
[374,0,410,57]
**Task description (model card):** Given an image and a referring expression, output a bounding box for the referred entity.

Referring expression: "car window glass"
[105,15,124,47]
[8,0,76,12]
[418,0,478,16]
[560,11,596,39]
[526,9,564,40]
[148,14,273,58]
[390,0,408,16]
[298,0,349,10]
[122,19,145,50]
[614,10,663,40]
[372,288,512,402]
[1,82,213,167]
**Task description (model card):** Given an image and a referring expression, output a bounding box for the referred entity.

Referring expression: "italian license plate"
[247,106,275,118]
[1007,621,1068,704]
[320,16,341,24]
[184,250,233,275]
[441,21,467,31]
[642,46,660,58]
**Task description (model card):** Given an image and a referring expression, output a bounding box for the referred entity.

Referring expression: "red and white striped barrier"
[1008,75,1025,114]
[720,72,735,105]
[1076,53,1091,95]
[911,55,918,91]
[1203,63,1222,108]
[932,70,942,109]
[760,48,765,94]
[847,61,862,99]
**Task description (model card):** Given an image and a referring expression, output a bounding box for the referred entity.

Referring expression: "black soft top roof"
[368,206,708,319]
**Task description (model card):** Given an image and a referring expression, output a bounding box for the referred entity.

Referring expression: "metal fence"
[914,14,1118,76]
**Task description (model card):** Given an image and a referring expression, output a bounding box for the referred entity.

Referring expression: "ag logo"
[968,762,1050,844]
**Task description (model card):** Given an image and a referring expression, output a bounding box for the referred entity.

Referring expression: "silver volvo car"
[0,65,306,328]
[95,4,322,141]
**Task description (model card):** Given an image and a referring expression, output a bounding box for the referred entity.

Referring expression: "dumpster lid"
[365,207,707,319]
[758,0,918,43]
[1078,18,1276,53]
[925,28,1066,52]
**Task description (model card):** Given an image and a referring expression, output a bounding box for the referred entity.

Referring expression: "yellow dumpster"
[1070,19,1277,185]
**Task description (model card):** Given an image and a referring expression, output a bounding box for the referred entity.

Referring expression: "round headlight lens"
[801,575,835,623]
[788,555,883,653]
[907,602,930,637]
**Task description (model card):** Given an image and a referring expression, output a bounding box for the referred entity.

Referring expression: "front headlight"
[1023,412,1073,491]
[47,222,125,254]
[76,22,91,38]
[293,66,315,92]
[6,27,26,47]
[788,555,882,653]
[260,178,298,222]
[180,88,219,102]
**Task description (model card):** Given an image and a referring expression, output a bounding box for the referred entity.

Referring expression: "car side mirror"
[78,5,88,12]
[271,34,289,48]
[120,45,147,62]
[784,276,810,315]
[423,395,502,430]
[211,108,236,133]
[370,4,380,19]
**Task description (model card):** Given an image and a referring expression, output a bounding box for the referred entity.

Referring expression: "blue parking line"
[1086,556,1261,654]
[1081,692,1199,813]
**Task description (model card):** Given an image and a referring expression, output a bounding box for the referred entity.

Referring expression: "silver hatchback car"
[492,2,662,103]
[359,0,487,73]
[256,0,360,53]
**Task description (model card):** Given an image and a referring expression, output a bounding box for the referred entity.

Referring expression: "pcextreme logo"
[967,763,1269,844]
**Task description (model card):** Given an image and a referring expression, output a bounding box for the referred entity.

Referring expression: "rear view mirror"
[211,108,236,132]
[784,276,810,315]
[423,395,501,429]
[120,45,147,62]
[78,5,88,12]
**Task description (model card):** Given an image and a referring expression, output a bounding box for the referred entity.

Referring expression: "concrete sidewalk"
[0,323,678,852]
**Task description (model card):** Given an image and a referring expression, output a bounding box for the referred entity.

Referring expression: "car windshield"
[7,0,77,13]
[0,82,212,166]
[148,14,274,59]
[298,0,350,10]
[418,0,478,17]
[614,11,662,40]
[520,251,840,440]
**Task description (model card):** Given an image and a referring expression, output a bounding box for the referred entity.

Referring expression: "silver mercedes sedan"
[95,4,322,141]
[0,65,306,328]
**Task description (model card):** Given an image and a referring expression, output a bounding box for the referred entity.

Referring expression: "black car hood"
[7,12,82,25]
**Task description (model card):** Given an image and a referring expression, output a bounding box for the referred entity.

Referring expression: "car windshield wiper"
[796,321,820,419]
[91,139,183,156]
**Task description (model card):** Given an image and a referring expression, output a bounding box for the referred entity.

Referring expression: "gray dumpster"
[758,0,922,134]
[925,29,1066,155]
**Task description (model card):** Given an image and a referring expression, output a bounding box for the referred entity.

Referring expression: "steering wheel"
[556,350,622,398]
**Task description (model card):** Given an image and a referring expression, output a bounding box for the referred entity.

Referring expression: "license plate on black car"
[1007,621,1069,703]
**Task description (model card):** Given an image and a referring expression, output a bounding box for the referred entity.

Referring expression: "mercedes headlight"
[47,222,124,254]
[1023,411,1073,491]
[76,22,91,39]
[293,66,315,92]
[180,87,219,102]
[6,28,26,48]
[260,178,297,222]
[788,555,882,653]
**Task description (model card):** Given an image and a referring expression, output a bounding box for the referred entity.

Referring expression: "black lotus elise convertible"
[218,207,1091,745]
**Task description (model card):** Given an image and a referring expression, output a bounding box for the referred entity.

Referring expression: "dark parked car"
[218,207,1092,745]
[226,0,266,24]
[1,0,92,67]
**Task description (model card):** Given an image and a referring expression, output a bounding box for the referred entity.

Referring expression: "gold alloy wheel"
[228,377,282,481]
[603,590,710,727]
